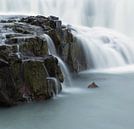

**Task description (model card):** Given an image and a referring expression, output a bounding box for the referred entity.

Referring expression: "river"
[0,71,134,129]
[0,0,134,129]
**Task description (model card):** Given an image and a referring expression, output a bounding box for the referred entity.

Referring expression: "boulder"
[88,82,99,88]
[59,31,87,72]
[0,15,66,106]
[0,15,89,106]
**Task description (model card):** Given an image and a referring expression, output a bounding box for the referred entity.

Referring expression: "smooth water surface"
[0,72,134,129]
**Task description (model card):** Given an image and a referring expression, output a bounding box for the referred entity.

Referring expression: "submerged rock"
[88,82,99,88]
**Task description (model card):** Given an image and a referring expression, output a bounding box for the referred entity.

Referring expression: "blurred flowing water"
[0,73,134,129]
[0,1,134,129]
[1,0,134,36]
[1,0,134,69]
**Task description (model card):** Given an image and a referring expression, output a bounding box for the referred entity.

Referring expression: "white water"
[41,34,72,86]
[1,2,134,129]
[81,64,134,74]
[1,0,134,69]
[46,77,60,95]
[72,26,134,69]
[0,0,134,35]
[40,34,57,55]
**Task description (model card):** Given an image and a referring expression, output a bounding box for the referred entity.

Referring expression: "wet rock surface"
[0,15,67,106]
[88,82,99,88]
[0,15,88,106]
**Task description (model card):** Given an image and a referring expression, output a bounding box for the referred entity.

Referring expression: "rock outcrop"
[88,82,99,88]
[0,15,87,106]
[0,15,66,106]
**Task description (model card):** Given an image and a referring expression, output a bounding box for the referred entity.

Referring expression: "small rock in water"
[88,82,99,88]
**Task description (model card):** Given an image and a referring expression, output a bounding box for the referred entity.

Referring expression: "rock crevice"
[0,15,87,106]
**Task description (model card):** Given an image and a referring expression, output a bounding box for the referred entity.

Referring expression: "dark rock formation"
[0,15,88,106]
[88,82,99,88]
[0,15,67,106]
[20,16,87,72]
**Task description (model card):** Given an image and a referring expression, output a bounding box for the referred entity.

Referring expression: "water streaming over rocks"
[0,0,134,70]
[0,15,71,106]
[72,26,134,69]
[41,34,57,55]
[1,2,134,129]
[41,34,72,86]
[1,0,134,36]
[0,0,134,106]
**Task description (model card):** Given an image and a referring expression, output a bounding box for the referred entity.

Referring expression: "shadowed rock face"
[20,16,87,72]
[0,15,87,106]
[0,15,66,106]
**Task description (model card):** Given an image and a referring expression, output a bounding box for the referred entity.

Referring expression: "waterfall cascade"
[41,34,72,86]
[1,0,134,70]
[72,26,134,69]
[1,0,134,35]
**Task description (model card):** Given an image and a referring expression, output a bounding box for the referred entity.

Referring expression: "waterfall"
[72,26,134,69]
[40,34,72,86]
[40,34,57,55]
[1,0,134,69]
[1,0,134,36]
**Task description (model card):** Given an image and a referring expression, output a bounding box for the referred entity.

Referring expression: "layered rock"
[20,16,87,72]
[0,15,87,106]
[0,15,65,106]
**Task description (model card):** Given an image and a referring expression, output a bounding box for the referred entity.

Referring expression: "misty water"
[1,72,134,129]
[1,0,134,129]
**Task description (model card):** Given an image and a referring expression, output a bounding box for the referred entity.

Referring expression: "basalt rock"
[0,15,87,106]
[20,15,84,72]
[0,15,66,106]
[61,36,87,72]
[0,60,16,106]
[53,24,88,72]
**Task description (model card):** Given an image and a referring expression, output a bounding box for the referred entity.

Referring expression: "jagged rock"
[0,14,88,106]
[67,38,87,72]
[59,34,87,72]
[22,60,49,100]
[46,77,62,96]
[0,59,9,68]
[44,55,64,82]
[0,65,16,106]
[88,82,99,88]
[0,15,66,106]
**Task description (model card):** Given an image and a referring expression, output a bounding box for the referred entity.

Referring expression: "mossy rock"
[23,60,49,99]
[0,61,16,106]
[0,15,76,106]
[44,55,64,82]
[19,36,48,57]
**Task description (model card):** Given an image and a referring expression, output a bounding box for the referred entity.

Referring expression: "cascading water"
[40,34,57,55]
[1,0,134,70]
[72,26,134,69]
[1,0,134,35]
[41,34,72,86]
